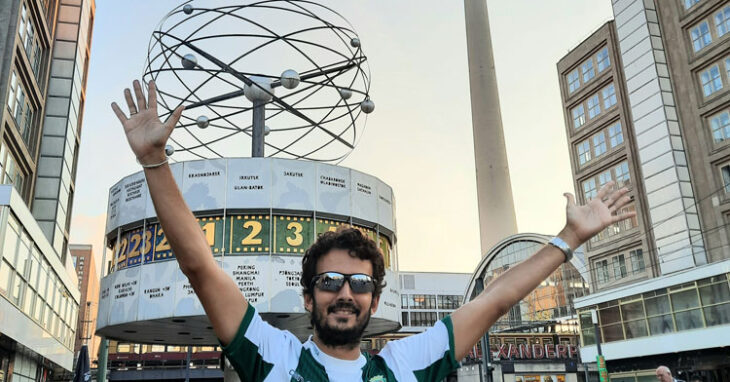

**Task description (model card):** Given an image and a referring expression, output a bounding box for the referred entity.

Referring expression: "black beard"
[311,300,371,349]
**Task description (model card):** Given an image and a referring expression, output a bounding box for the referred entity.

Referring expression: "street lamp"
[591,309,608,382]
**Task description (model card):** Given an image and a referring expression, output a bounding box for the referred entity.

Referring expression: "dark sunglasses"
[311,272,375,294]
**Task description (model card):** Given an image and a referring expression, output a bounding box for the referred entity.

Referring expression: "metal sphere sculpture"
[143,1,373,163]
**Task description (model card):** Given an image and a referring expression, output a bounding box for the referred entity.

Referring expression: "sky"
[70,1,615,278]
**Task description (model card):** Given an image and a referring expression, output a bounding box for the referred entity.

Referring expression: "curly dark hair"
[300,228,386,298]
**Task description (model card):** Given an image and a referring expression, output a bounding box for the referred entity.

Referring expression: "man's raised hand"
[111,80,184,165]
[560,181,636,249]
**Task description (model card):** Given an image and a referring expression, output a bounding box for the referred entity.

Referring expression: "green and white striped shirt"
[222,307,459,381]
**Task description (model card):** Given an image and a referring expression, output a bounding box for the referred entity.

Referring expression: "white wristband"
[137,157,169,169]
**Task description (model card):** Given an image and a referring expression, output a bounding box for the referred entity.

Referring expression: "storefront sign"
[497,344,579,360]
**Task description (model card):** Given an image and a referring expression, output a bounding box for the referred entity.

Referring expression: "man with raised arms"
[112,80,636,382]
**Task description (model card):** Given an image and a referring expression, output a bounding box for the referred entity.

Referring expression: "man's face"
[305,249,380,348]
[656,368,672,382]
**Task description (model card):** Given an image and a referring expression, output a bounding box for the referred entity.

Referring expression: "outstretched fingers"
[605,186,629,208]
[148,80,157,112]
[111,102,127,124]
[133,80,147,111]
[595,181,616,202]
[124,88,137,115]
[608,193,635,223]
[165,105,185,132]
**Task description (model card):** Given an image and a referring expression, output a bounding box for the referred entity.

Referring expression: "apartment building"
[558,1,730,380]
[69,244,100,369]
[0,0,95,378]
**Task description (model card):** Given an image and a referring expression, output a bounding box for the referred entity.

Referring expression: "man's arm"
[449,183,635,360]
[112,80,246,345]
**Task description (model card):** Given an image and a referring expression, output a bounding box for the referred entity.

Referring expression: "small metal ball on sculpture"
[143,1,374,163]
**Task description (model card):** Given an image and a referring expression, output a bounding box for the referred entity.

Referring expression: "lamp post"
[474,277,493,382]
[591,309,608,382]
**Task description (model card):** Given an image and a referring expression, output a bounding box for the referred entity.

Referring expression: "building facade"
[69,244,100,369]
[558,21,653,294]
[104,342,223,382]
[462,234,591,382]
[0,0,95,379]
[558,1,730,381]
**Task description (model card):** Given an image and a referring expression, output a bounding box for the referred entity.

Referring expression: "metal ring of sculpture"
[142,0,374,163]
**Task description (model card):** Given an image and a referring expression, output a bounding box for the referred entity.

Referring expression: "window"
[597,48,610,72]
[18,5,27,41]
[630,249,645,273]
[721,164,730,193]
[593,133,607,157]
[577,140,591,165]
[583,178,597,200]
[685,0,701,10]
[596,260,609,284]
[5,69,35,148]
[7,72,17,110]
[568,70,580,93]
[582,59,595,83]
[438,295,461,310]
[572,104,585,128]
[691,21,712,52]
[588,94,601,119]
[598,170,612,188]
[0,142,26,196]
[709,111,730,142]
[602,84,617,109]
[608,122,624,147]
[401,294,409,309]
[22,14,35,57]
[613,254,627,280]
[716,6,730,37]
[614,162,630,187]
[620,204,639,231]
[700,65,723,96]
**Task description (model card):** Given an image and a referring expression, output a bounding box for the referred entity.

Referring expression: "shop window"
[621,300,647,339]
[698,276,730,326]
[599,306,624,342]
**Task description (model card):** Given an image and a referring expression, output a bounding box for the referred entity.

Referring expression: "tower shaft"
[464,0,518,255]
